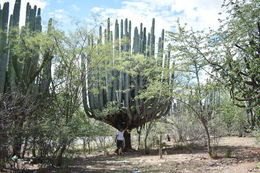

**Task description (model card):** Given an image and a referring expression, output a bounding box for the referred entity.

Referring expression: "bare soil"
[1,137,260,173]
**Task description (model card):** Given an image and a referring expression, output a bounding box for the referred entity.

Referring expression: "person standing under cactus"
[115,127,126,155]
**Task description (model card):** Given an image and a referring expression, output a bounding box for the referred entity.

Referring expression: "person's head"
[119,127,123,131]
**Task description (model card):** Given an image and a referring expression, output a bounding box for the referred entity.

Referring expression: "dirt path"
[74,137,260,173]
[1,137,259,173]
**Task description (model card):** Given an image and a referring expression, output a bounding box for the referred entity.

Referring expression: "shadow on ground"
[1,140,259,173]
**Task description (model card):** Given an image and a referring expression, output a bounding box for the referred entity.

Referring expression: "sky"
[0,0,224,35]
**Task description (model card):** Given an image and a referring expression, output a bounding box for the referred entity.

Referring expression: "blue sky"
[0,0,224,35]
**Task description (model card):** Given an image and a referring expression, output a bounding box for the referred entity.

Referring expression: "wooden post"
[159,133,162,159]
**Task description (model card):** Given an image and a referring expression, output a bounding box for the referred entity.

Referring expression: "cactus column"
[0,2,9,94]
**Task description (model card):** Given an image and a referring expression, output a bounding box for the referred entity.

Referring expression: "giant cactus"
[82,18,173,150]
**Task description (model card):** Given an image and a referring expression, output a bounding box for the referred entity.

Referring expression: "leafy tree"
[215,92,248,136]
[167,22,223,156]
[207,0,260,128]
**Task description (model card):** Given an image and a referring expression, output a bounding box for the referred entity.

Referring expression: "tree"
[207,0,260,128]
[167,23,222,156]
[48,27,89,166]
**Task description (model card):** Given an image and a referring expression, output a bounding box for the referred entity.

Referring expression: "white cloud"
[0,0,47,27]
[55,9,65,13]
[48,9,76,29]
[48,9,68,21]
[90,0,224,38]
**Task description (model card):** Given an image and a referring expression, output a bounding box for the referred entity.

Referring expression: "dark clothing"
[116,140,124,148]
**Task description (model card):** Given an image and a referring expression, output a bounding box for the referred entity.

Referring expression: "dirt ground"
[1,137,260,173]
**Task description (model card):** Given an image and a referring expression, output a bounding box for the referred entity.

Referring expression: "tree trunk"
[159,133,162,159]
[12,120,24,157]
[137,130,141,150]
[87,140,91,154]
[32,137,36,157]
[22,136,29,158]
[83,138,86,154]
[12,136,22,157]
[136,126,142,150]
[123,130,132,151]
[201,120,212,155]
[144,122,153,154]
[55,144,67,166]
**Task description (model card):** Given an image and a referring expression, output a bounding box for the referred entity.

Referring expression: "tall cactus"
[39,18,53,95]
[83,17,170,128]
[158,29,165,68]
[0,0,52,96]
[150,18,155,57]
[133,27,139,54]
[0,2,9,94]
[113,19,120,104]
[13,0,21,27]
[6,0,21,92]
[106,18,112,102]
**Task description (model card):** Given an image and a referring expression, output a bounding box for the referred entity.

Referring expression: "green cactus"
[139,23,143,54]
[133,27,139,54]
[98,26,102,44]
[158,29,165,67]
[147,33,151,57]
[142,27,146,55]
[1,0,53,158]
[107,18,110,42]
[150,18,155,57]
[8,0,22,91]
[0,2,9,94]
[20,5,42,91]
[12,0,21,27]
[2,0,48,94]
[39,18,53,95]
[35,8,42,31]
[82,18,171,130]
[0,4,2,28]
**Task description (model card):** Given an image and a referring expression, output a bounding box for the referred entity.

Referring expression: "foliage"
[164,114,205,143]
[208,0,259,125]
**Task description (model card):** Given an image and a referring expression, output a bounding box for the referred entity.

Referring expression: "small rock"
[208,162,215,166]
